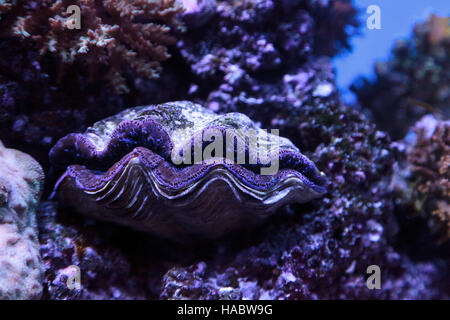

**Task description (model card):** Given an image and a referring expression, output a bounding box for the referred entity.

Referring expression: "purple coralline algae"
[0,140,44,299]
[177,0,355,126]
[38,201,171,299]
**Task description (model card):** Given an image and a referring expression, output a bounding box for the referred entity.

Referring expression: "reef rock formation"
[391,115,450,245]
[0,140,44,299]
[177,0,356,126]
[352,14,450,139]
[158,103,449,300]
[0,0,185,94]
[49,101,327,240]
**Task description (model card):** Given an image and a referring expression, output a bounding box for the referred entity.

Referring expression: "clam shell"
[50,101,327,240]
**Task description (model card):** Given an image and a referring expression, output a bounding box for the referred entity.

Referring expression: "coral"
[1,0,184,94]
[409,119,449,241]
[352,14,450,139]
[0,140,44,299]
[49,101,326,240]
[39,200,245,299]
[392,115,450,243]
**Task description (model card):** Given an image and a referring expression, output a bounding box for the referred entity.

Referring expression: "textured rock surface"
[0,140,44,299]
[391,115,450,245]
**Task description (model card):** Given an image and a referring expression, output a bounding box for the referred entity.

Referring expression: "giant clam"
[49,101,327,240]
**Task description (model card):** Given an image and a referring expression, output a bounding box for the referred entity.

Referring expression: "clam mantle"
[49,101,327,240]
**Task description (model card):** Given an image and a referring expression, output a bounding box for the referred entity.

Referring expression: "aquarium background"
[334,0,450,103]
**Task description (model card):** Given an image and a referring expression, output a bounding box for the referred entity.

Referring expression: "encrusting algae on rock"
[0,140,44,299]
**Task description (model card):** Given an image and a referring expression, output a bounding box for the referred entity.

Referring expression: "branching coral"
[2,0,184,94]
